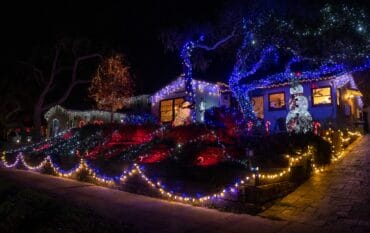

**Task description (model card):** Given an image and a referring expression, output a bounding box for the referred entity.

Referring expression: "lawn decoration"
[286,80,313,133]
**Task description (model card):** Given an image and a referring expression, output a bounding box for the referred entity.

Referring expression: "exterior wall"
[46,108,70,137]
[250,79,339,132]
[194,88,223,122]
[151,78,228,124]
[151,90,187,121]
[45,105,125,137]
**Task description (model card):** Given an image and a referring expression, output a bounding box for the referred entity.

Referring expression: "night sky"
[1,1,228,95]
[1,0,369,111]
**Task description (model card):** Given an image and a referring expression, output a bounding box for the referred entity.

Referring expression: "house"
[44,95,153,137]
[44,75,232,136]
[248,73,364,132]
[150,75,231,124]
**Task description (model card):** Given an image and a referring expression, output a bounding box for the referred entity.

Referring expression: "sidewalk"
[0,168,285,233]
[260,135,370,233]
[1,135,369,233]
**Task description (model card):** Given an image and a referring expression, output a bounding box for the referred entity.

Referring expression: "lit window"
[160,100,173,122]
[251,96,264,119]
[312,87,332,105]
[160,98,185,122]
[269,93,285,110]
[174,98,185,118]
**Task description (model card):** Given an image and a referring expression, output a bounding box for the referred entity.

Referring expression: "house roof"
[150,75,227,103]
[44,105,125,121]
[255,75,336,89]
[252,73,354,90]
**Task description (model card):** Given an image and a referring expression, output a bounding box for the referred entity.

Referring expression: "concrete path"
[260,135,370,233]
[1,135,369,233]
[0,168,286,233]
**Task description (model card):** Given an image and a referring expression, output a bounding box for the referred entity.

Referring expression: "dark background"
[1,0,369,110]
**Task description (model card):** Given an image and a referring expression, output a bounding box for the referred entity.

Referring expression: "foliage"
[241,133,331,168]
[204,106,245,135]
[89,55,134,113]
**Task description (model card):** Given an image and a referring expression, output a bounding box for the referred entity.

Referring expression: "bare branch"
[5,101,21,121]
[194,31,235,51]
[18,61,45,86]
[42,46,61,93]
[43,53,102,110]
[71,53,102,82]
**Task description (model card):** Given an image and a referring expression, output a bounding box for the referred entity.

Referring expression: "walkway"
[260,135,370,233]
[1,135,369,233]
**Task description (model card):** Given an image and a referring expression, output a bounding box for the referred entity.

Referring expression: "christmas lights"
[1,128,362,205]
[227,4,369,121]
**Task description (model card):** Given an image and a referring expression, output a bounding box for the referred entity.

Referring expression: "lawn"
[0,178,138,233]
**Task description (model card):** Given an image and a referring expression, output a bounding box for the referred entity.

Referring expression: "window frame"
[268,92,286,111]
[159,97,185,123]
[311,86,332,107]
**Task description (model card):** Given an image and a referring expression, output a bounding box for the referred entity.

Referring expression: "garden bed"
[1,124,362,214]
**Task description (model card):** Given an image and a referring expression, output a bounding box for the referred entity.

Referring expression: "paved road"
[1,135,369,233]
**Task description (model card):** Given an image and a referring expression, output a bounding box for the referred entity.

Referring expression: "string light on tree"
[89,54,134,122]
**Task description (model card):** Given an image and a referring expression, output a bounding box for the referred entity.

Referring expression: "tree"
[160,9,238,122]
[160,3,370,121]
[89,54,134,122]
[21,38,102,138]
[227,3,370,120]
[0,80,23,140]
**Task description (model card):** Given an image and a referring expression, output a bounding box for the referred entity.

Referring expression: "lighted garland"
[4,129,73,154]
[179,31,234,122]
[1,129,362,204]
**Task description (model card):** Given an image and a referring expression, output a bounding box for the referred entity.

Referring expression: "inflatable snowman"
[173,101,192,127]
[286,82,313,134]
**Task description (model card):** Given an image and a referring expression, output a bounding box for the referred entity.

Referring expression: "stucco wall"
[250,80,338,132]
[151,86,224,123]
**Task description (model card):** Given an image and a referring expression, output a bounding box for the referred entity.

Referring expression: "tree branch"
[5,101,21,121]
[194,31,235,51]
[42,53,101,111]
[18,61,45,86]
[71,53,102,82]
[41,46,61,96]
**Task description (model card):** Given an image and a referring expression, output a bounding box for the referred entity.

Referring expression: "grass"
[0,178,138,233]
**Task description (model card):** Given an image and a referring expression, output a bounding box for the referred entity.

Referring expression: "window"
[160,98,185,122]
[173,98,185,119]
[268,92,285,110]
[251,96,264,119]
[312,87,332,105]
[160,99,173,122]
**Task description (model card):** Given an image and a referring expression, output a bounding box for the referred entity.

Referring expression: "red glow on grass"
[195,147,224,167]
[33,143,51,152]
